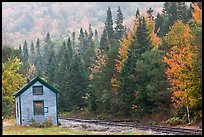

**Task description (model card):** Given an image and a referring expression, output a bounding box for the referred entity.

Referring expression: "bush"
[96,113,105,120]
[147,121,158,126]
[30,117,53,128]
[165,116,184,126]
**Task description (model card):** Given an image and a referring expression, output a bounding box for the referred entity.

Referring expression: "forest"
[2,2,202,126]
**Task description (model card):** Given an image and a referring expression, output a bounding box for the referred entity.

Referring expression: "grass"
[2,119,155,135]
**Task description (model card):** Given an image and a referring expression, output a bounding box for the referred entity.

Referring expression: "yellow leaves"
[111,30,133,91]
[145,15,161,48]
[116,30,133,72]
[89,48,107,75]
[2,57,26,97]
[192,3,202,25]
[165,21,191,47]
[163,20,199,109]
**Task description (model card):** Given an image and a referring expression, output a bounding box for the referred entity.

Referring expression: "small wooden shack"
[13,77,58,126]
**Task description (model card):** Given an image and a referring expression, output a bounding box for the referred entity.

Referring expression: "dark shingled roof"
[13,76,58,97]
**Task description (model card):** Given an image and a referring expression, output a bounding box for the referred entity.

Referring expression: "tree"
[94,29,99,48]
[147,8,154,21]
[159,2,191,37]
[66,55,89,109]
[115,6,125,40]
[88,24,94,40]
[132,49,171,118]
[35,38,43,77]
[111,30,133,91]
[36,38,40,56]
[118,16,152,116]
[154,13,164,36]
[135,8,140,19]
[105,7,114,41]
[78,28,85,53]
[22,40,29,62]
[2,46,21,63]
[163,19,201,122]
[99,28,109,54]
[30,41,35,64]
[2,57,26,117]
[22,40,30,76]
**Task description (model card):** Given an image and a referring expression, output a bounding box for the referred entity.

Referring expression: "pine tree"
[99,28,109,53]
[78,28,85,52]
[115,6,125,40]
[34,38,43,77]
[23,40,29,62]
[118,16,152,116]
[105,7,114,41]
[18,44,23,61]
[36,38,40,56]
[136,8,140,19]
[154,13,164,36]
[30,41,35,64]
[94,29,99,48]
[147,8,154,21]
[88,24,94,40]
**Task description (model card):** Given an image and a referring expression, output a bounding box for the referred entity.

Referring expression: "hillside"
[2,2,164,48]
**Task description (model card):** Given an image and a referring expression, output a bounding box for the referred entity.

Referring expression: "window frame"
[33,100,44,115]
[32,86,43,95]
[44,107,48,113]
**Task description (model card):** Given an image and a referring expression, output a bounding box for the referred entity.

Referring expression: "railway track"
[59,117,202,135]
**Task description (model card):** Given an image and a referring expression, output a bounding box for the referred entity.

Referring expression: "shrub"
[147,121,158,126]
[96,114,105,120]
[30,117,53,128]
[165,116,184,126]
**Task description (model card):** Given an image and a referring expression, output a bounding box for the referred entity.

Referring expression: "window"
[33,101,44,115]
[44,107,48,113]
[33,86,43,95]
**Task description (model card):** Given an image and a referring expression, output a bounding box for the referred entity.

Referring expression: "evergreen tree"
[105,7,114,41]
[154,13,164,36]
[136,8,140,19]
[115,6,125,40]
[21,40,30,76]
[159,2,191,37]
[99,28,109,53]
[66,55,89,109]
[147,8,154,21]
[72,32,76,46]
[132,49,171,118]
[78,28,85,52]
[34,38,43,77]
[23,40,29,62]
[94,29,99,48]
[118,16,152,116]
[30,41,35,64]
[18,44,23,61]
[88,24,94,40]
[36,38,40,56]
[43,32,51,66]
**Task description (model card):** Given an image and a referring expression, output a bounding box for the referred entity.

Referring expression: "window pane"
[34,101,44,115]
[33,86,43,95]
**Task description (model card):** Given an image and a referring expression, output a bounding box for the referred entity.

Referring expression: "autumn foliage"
[163,3,202,118]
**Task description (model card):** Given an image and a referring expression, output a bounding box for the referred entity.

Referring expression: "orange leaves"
[146,15,161,48]
[110,30,133,91]
[191,3,202,25]
[116,30,133,73]
[163,21,196,109]
[165,20,191,47]
[89,48,107,75]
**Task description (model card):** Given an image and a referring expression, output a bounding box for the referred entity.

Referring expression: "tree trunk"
[186,106,190,123]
